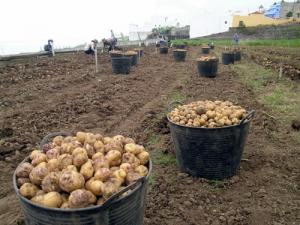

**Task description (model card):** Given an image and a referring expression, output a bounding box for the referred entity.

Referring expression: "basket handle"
[40,131,72,148]
[101,176,146,207]
[167,101,183,112]
[239,110,255,125]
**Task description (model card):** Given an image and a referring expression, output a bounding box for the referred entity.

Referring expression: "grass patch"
[154,151,177,166]
[172,38,300,47]
[146,134,161,147]
[169,90,185,102]
[232,62,300,144]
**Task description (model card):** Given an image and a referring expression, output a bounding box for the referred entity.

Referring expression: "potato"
[97,198,105,206]
[80,160,94,180]
[30,150,42,160]
[85,133,97,145]
[31,194,45,205]
[124,143,142,155]
[123,137,135,145]
[85,178,104,196]
[110,167,120,173]
[60,202,70,209]
[94,133,103,141]
[42,142,54,153]
[76,132,86,144]
[93,156,109,170]
[59,170,85,193]
[46,147,60,160]
[17,177,31,187]
[104,140,123,154]
[94,168,111,182]
[126,172,142,185]
[43,192,63,208]
[16,162,33,178]
[84,144,95,158]
[63,136,76,143]
[120,163,133,173]
[112,135,125,143]
[102,180,120,199]
[42,172,61,193]
[20,183,39,199]
[105,150,121,166]
[69,189,95,208]
[53,136,64,146]
[58,154,73,170]
[135,165,148,177]
[62,165,78,172]
[92,152,104,160]
[103,137,112,145]
[122,153,140,168]
[137,151,150,165]
[31,153,47,166]
[94,141,104,153]
[47,159,60,172]
[29,166,49,185]
[72,148,88,167]
[112,169,127,185]
[37,162,47,168]
[61,143,76,155]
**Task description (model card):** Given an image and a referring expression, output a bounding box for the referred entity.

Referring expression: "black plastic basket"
[14,135,152,225]
[111,57,131,74]
[110,52,124,58]
[234,51,241,61]
[159,47,168,54]
[168,102,255,180]
[222,52,234,65]
[201,47,210,54]
[197,59,219,78]
[173,50,187,62]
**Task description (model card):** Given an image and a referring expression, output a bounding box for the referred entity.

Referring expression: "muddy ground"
[0,46,299,225]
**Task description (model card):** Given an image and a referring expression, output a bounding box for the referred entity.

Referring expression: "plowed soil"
[0,46,299,225]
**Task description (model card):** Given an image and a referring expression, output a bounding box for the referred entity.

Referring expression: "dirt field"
[0,46,299,225]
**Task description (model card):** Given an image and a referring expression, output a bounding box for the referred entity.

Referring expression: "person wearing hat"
[84,39,98,55]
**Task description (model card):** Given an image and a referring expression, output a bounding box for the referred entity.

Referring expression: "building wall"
[280,2,300,18]
[232,13,300,27]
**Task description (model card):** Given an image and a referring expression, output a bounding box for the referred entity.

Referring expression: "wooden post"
[95,48,98,73]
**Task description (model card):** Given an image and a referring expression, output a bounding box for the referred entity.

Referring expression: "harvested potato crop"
[42,172,61,193]
[16,132,150,209]
[16,162,33,178]
[69,189,96,208]
[169,100,247,128]
[29,166,49,185]
[20,183,39,198]
[197,56,217,62]
[42,192,63,208]
[59,170,85,193]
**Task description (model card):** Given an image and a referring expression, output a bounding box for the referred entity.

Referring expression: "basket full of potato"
[13,132,151,225]
[167,100,255,180]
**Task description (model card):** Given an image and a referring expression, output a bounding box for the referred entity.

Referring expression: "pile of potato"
[169,100,247,128]
[15,132,150,209]
[124,51,138,56]
[173,49,187,52]
[197,56,217,61]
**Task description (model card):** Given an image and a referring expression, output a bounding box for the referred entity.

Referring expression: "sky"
[0,0,277,55]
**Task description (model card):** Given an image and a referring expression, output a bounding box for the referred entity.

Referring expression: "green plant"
[286,11,293,18]
[154,152,177,166]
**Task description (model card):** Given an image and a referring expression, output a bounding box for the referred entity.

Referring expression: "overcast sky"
[0,0,276,54]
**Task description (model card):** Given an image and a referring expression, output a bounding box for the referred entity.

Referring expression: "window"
[297,13,300,18]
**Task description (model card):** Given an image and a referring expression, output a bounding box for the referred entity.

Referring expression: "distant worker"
[233,33,239,45]
[84,39,98,55]
[155,36,168,52]
[44,39,54,56]
[102,37,118,52]
[208,41,214,49]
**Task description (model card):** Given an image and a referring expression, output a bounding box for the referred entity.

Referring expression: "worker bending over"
[44,39,54,56]
[84,39,98,55]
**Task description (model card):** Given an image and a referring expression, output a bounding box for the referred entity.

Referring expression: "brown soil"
[0,46,299,225]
